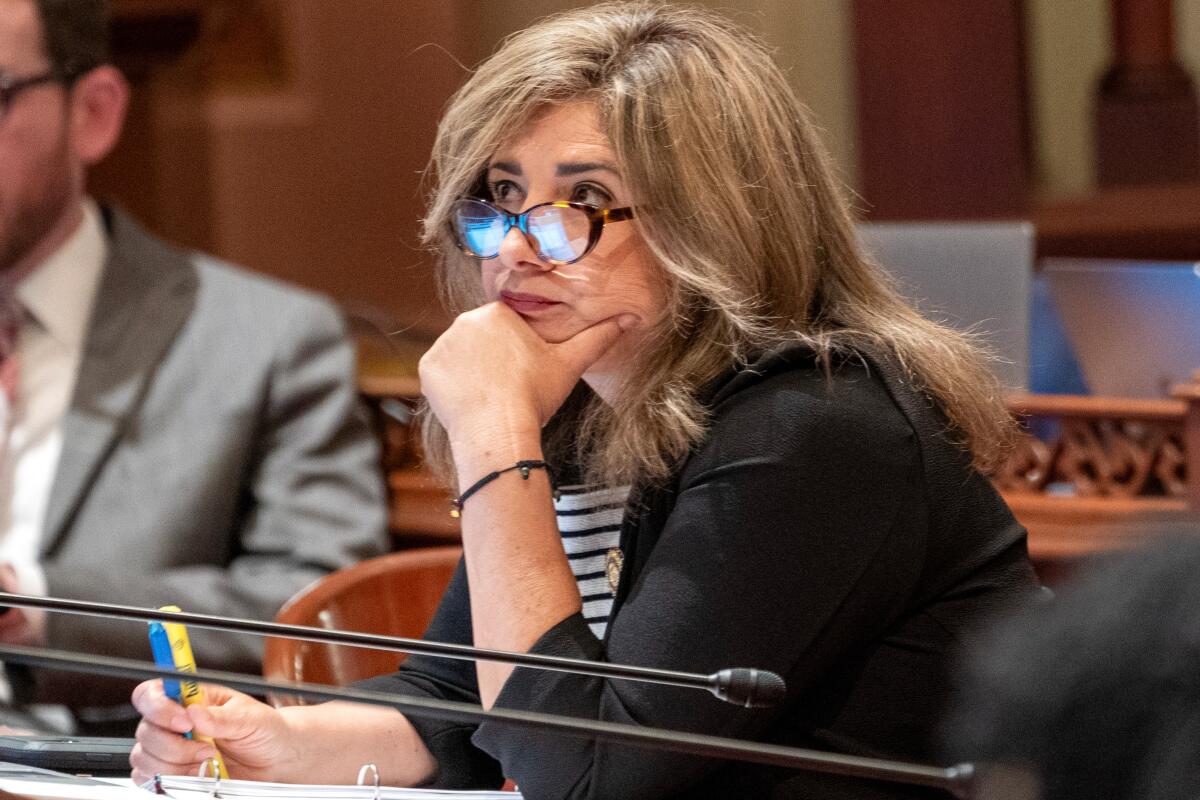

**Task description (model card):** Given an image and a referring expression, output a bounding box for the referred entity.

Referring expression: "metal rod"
[0,643,975,796]
[0,592,725,693]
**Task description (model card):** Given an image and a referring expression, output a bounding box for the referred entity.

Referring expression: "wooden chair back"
[262,546,461,705]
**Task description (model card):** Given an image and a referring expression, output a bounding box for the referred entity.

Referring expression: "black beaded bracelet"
[449,459,560,518]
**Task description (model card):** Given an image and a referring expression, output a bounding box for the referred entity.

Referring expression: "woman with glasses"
[131,3,1037,797]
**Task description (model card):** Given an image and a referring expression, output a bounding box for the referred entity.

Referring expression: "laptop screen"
[1041,258,1200,398]
[858,222,1033,391]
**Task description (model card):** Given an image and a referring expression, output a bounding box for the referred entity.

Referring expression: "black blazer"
[361,344,1037,800]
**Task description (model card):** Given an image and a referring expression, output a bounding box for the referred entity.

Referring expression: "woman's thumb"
[555,314,637,372]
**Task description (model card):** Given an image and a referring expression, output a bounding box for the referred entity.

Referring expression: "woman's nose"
[496,223,552,272]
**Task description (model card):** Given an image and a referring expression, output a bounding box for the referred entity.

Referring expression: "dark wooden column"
[852,0,1030,220]
[1095,0,1200,187]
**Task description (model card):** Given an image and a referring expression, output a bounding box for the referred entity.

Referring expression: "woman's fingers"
[131,680,191,734]
[419,304,545,431]
[420,302,637,436]
[131,716,219,783]
[130,679,205,783]
[552,313,636,376]
[132,680,280,783]
[133,718,217,765]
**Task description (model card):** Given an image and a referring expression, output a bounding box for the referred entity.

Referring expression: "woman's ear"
[68,65,129,166]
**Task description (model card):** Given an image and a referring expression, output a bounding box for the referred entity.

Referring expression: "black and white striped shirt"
[554,484,630,639]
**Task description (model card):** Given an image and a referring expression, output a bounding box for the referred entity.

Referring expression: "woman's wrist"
[274,705,329,784]
[278,703,434,786]
[448,419,543,483]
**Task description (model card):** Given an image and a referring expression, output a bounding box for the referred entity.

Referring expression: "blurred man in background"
[0,0,387,732]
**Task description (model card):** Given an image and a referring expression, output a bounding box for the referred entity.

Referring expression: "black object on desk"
[0,735,133,777]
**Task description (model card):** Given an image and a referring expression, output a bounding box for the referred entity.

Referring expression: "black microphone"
[0,592,785,708]
[0,643,978,798]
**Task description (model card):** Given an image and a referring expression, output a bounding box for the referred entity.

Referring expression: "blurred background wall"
[98,0,1200,351]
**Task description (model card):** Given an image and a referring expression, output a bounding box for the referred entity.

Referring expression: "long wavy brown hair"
[420,1,1015,489]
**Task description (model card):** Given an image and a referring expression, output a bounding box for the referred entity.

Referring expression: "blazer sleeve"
[40,295,388,700]
[355,559,506,790]
[469,368,930,800]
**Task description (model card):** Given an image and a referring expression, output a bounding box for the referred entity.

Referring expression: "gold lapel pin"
[605,548,624,596]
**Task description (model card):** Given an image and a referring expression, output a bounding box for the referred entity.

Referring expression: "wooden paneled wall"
[96,1,473,341]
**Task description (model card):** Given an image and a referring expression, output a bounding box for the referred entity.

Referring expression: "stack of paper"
[147,775,520,800]
[0,766,154,799]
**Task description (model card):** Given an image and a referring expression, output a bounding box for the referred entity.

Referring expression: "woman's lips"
[501,291,562,315]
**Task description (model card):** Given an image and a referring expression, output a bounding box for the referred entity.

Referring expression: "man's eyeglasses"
[449,197,635,266]
[0,70,65,123]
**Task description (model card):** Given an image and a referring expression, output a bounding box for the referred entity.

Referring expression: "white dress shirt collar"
[16,199,109,347]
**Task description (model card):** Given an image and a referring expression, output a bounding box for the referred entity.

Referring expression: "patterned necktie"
[0,286,21,459]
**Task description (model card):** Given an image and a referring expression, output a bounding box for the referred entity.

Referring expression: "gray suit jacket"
[32,208,388,706]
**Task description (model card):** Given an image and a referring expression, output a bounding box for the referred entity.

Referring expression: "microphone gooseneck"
[0,592,782,708]
[0,643,978,798]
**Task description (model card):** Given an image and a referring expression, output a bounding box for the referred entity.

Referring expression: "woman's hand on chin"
[419,302,634,445]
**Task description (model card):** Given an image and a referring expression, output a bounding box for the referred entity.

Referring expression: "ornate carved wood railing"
[997,382,1200,562]
[997,395,1188,500]
[359,374,1200,558]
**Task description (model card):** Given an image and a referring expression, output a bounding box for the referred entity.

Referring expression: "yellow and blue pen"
[147,621,187,737]
[154,605,229,779]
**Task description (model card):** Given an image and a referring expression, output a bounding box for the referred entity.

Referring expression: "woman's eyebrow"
[488,161,522,176]
[556,161,620,177]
